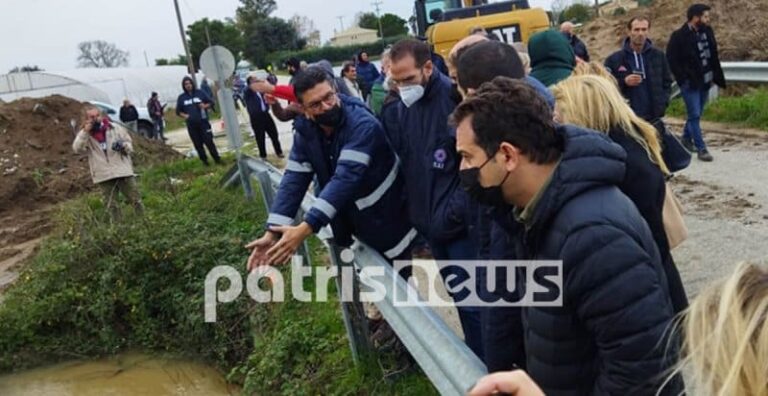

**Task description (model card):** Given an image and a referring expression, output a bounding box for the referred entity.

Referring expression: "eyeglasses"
[305,91,337,111]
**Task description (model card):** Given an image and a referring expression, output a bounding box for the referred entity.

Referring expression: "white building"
[329,26,378,48]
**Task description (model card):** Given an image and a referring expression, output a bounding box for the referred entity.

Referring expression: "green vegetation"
[667,87,768,131]
[0,158,435,394]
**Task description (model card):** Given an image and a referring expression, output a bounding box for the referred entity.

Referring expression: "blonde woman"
[672,261,768,396]
[552,74,688,314]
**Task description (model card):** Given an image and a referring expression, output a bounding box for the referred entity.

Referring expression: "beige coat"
[72,124,136,184]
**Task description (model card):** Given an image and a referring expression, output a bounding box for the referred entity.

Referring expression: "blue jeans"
[680,82,710,152]
[431,235,485,361]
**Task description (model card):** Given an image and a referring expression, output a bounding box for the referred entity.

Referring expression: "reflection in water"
[0,352,240,396]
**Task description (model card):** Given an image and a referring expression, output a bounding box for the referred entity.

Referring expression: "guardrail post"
[328,242,376,369]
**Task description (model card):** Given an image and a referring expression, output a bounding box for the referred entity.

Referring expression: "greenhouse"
[0,66,202,108]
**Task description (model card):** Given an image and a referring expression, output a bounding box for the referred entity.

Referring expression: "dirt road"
[666,120,768,296]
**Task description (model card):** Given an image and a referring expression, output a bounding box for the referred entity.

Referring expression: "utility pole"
[173,0,197,85]
[337,15,345,32]
[372,1,384,39]
[143,51,150,67]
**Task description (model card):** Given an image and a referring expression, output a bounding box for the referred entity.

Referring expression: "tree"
[550,0,571,24]
[9,65,43,73]
[357,12,380,31]
[186,18,244,69]
[561,3,593,24]
[379,14,408,37]
[243,17,305,67]
[236,0,276,29]
[290,14,321,48]
[357,12,407,38]
[77,40,129,68]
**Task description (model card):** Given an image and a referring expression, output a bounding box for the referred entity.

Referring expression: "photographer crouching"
[73,104,144,221]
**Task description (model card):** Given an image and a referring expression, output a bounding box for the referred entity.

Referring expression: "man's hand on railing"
[246,231,278,271]
[265,222,313,265]
[468,370,543,396]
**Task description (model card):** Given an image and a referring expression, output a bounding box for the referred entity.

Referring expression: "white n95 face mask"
[399,84,425,108]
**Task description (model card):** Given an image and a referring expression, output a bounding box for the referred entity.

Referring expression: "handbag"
[653,119,692,173]
[663,182,688,249]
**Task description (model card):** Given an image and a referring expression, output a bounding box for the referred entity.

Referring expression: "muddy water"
[0,352,240,395]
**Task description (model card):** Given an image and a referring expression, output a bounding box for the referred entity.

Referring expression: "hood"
[529,30,575,86]
[622,37,653,53]
[357,51,370,64]
[311,60,335,78]
[181,76,196,93]
[527,125,626,232]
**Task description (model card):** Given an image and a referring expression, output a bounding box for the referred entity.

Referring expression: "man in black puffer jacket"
[452,77,683,395]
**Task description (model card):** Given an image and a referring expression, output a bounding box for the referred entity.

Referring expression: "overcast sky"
[0,0,554,73]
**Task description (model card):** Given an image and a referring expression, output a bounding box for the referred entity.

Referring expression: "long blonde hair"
[671,262,768,396]
[552,74,670,175]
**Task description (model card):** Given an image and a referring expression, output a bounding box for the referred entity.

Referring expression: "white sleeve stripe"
[355,157,399,211]
[338,149,371,166]
[267,213,294,226]
[311,198,337,219]
[285,160,313,173]
[384,228,419,259]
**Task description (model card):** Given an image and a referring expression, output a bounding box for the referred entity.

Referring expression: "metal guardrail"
[722,62,768,83]
[224,156,487,396]
[670,62,768,100]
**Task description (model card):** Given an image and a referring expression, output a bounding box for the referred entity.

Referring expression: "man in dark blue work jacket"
[381,38,483,360]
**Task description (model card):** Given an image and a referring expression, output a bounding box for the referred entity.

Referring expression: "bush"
[613,7,627,16]
[561,4,594,24]
[266,35,408,68]
[0,158,437,394]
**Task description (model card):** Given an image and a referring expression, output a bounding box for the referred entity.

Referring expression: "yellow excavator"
[414,0,551,58]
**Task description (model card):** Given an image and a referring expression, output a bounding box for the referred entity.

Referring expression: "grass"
[0,157,436,395]
[667,87,768,131]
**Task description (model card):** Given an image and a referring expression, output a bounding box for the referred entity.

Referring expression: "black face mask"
[90,120,103,133]
[459,156,510,207]
[314,104,343,128]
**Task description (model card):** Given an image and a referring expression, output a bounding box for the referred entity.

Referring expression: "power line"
[372,1,384,39]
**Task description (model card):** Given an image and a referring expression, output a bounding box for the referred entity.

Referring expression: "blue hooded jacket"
[267,94,416,258]
[175,76,212,125]
[381,71,470,243]
[510,125,682,395]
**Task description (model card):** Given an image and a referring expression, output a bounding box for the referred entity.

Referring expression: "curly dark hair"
[450,77,563,164]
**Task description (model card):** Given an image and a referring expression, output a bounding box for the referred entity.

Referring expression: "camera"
[111,140,126,154]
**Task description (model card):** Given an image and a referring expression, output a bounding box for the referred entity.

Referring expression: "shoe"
[681,135,695,152]
[697,149,713,162]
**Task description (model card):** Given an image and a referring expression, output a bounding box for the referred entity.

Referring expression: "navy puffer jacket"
[516,125,682,395]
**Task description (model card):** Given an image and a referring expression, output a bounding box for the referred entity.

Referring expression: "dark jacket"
[529,30,576,87]
[666,22,726,89]
[355,59,380,93]
[243,88,270,118]
[147,97,164,120]
[119,105,139,123]
[476,204,527,372]
[380,71,469,243]
[608,127,688,314]
[605,38,673,121]
[515,125,681,395]
[565,33,590,62]
[175,76,212,125]
[267,95,416,258]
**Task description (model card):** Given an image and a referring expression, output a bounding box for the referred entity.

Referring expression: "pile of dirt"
[0,95,179,218]
[0,95,181,290]
[579,0,768,63]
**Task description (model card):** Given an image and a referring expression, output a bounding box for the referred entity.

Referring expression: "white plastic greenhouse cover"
[0,66,204,108]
